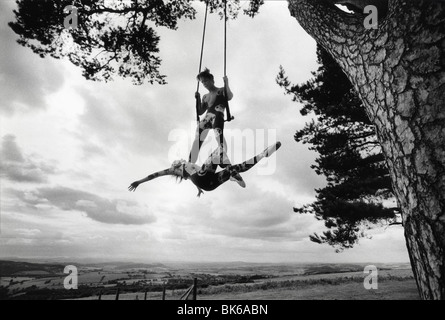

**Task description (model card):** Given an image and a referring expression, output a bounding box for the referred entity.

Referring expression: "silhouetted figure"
[190,68,233,166]
[129,142,281,197]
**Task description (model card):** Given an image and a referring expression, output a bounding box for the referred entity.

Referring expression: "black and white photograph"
[1,0,444,306]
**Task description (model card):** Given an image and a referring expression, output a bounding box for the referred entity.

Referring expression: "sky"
[0,0,410,264]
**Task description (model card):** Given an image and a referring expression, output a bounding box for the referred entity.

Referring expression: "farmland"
[0,260,419,300]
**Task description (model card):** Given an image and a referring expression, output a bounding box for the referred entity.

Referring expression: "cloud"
[79,140,107,161]
[72,84,178,161]
[0,1,409,264]
[0,1,65,116]
[0,134,58,183]
[14,228,43,238]
[13,186,156,225]
[214,187,314,241]
[169,183,315,243]
[1,133,24,162]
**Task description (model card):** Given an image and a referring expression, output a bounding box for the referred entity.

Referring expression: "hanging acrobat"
[189,0,235,169]
[128,1,282,197]
[128,142,281,197]
[189,68,233,165]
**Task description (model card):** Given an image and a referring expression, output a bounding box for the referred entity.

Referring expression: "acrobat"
[189,68,232,166]
[128,142,281,197]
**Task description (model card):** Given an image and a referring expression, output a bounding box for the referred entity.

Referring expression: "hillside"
[0,260,417,300]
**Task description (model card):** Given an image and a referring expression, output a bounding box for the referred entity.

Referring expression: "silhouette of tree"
[277,45,400,252]
[8,0,262,84]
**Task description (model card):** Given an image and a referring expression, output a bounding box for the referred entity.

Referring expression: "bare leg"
[199,146,221,174]
[197,137,245,187]
[189,114,214,163]
[231,142,282,174]
[215,142,282,186]
[212,109,231,168]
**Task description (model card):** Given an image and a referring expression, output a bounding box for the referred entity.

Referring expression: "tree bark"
[288,0,445,299]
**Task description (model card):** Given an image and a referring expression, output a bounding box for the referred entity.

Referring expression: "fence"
[97,277,198,300]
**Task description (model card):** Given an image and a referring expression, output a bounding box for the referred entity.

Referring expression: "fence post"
[115,288,120,300]
[98,290,102,300]
[144,289,147,301]
[162,282,166,300]
[193,278,197,300]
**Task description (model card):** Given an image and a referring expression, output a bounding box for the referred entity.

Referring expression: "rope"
[223,0,234,122]
[224,0,227,78]
[197,1,209,92]
[195,0,233,123]
[196,1,209,122]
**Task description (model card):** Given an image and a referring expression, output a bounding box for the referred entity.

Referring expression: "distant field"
[1,260,419,300]
[198,280,419,300]
[75,269,419,300]
[197,275,419,300]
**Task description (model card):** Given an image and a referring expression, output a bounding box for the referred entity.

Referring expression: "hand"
[223,76,229,86]
[195,92,200,99]
[128,181,140,192]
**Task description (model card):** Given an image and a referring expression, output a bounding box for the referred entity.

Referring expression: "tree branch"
[352,139,380,150]
[81,4,152,16]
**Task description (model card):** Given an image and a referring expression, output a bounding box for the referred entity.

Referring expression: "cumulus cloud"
[0,1,65,116]
[13,186,156,225]
[2,1,406,263]
[169,183,314,243]
[72,84,177,161]
[1,133,24,162]
[212,187,314,241]
[14,228,42,237]
[0,134,58,183]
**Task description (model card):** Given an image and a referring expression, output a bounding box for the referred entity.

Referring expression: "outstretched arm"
[128,168,173,192]
[128,177,148,192]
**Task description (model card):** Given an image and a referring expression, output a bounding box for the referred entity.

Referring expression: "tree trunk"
[288,0,445,299]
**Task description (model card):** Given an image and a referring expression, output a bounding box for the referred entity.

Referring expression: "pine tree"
[289,0,445,299]
[8,0,262,85]
[277,45,400,252]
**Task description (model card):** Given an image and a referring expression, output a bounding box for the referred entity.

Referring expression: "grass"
[2,260,419,300]
[195,275,419,300]
[81,273,419,300]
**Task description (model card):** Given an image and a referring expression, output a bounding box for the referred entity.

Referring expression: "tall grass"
[199,275,414,296]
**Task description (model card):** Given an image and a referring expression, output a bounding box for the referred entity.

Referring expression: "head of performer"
[197,68,215,91]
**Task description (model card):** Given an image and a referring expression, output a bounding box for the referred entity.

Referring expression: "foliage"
[9,0,262,85]
[276,45,400,251]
